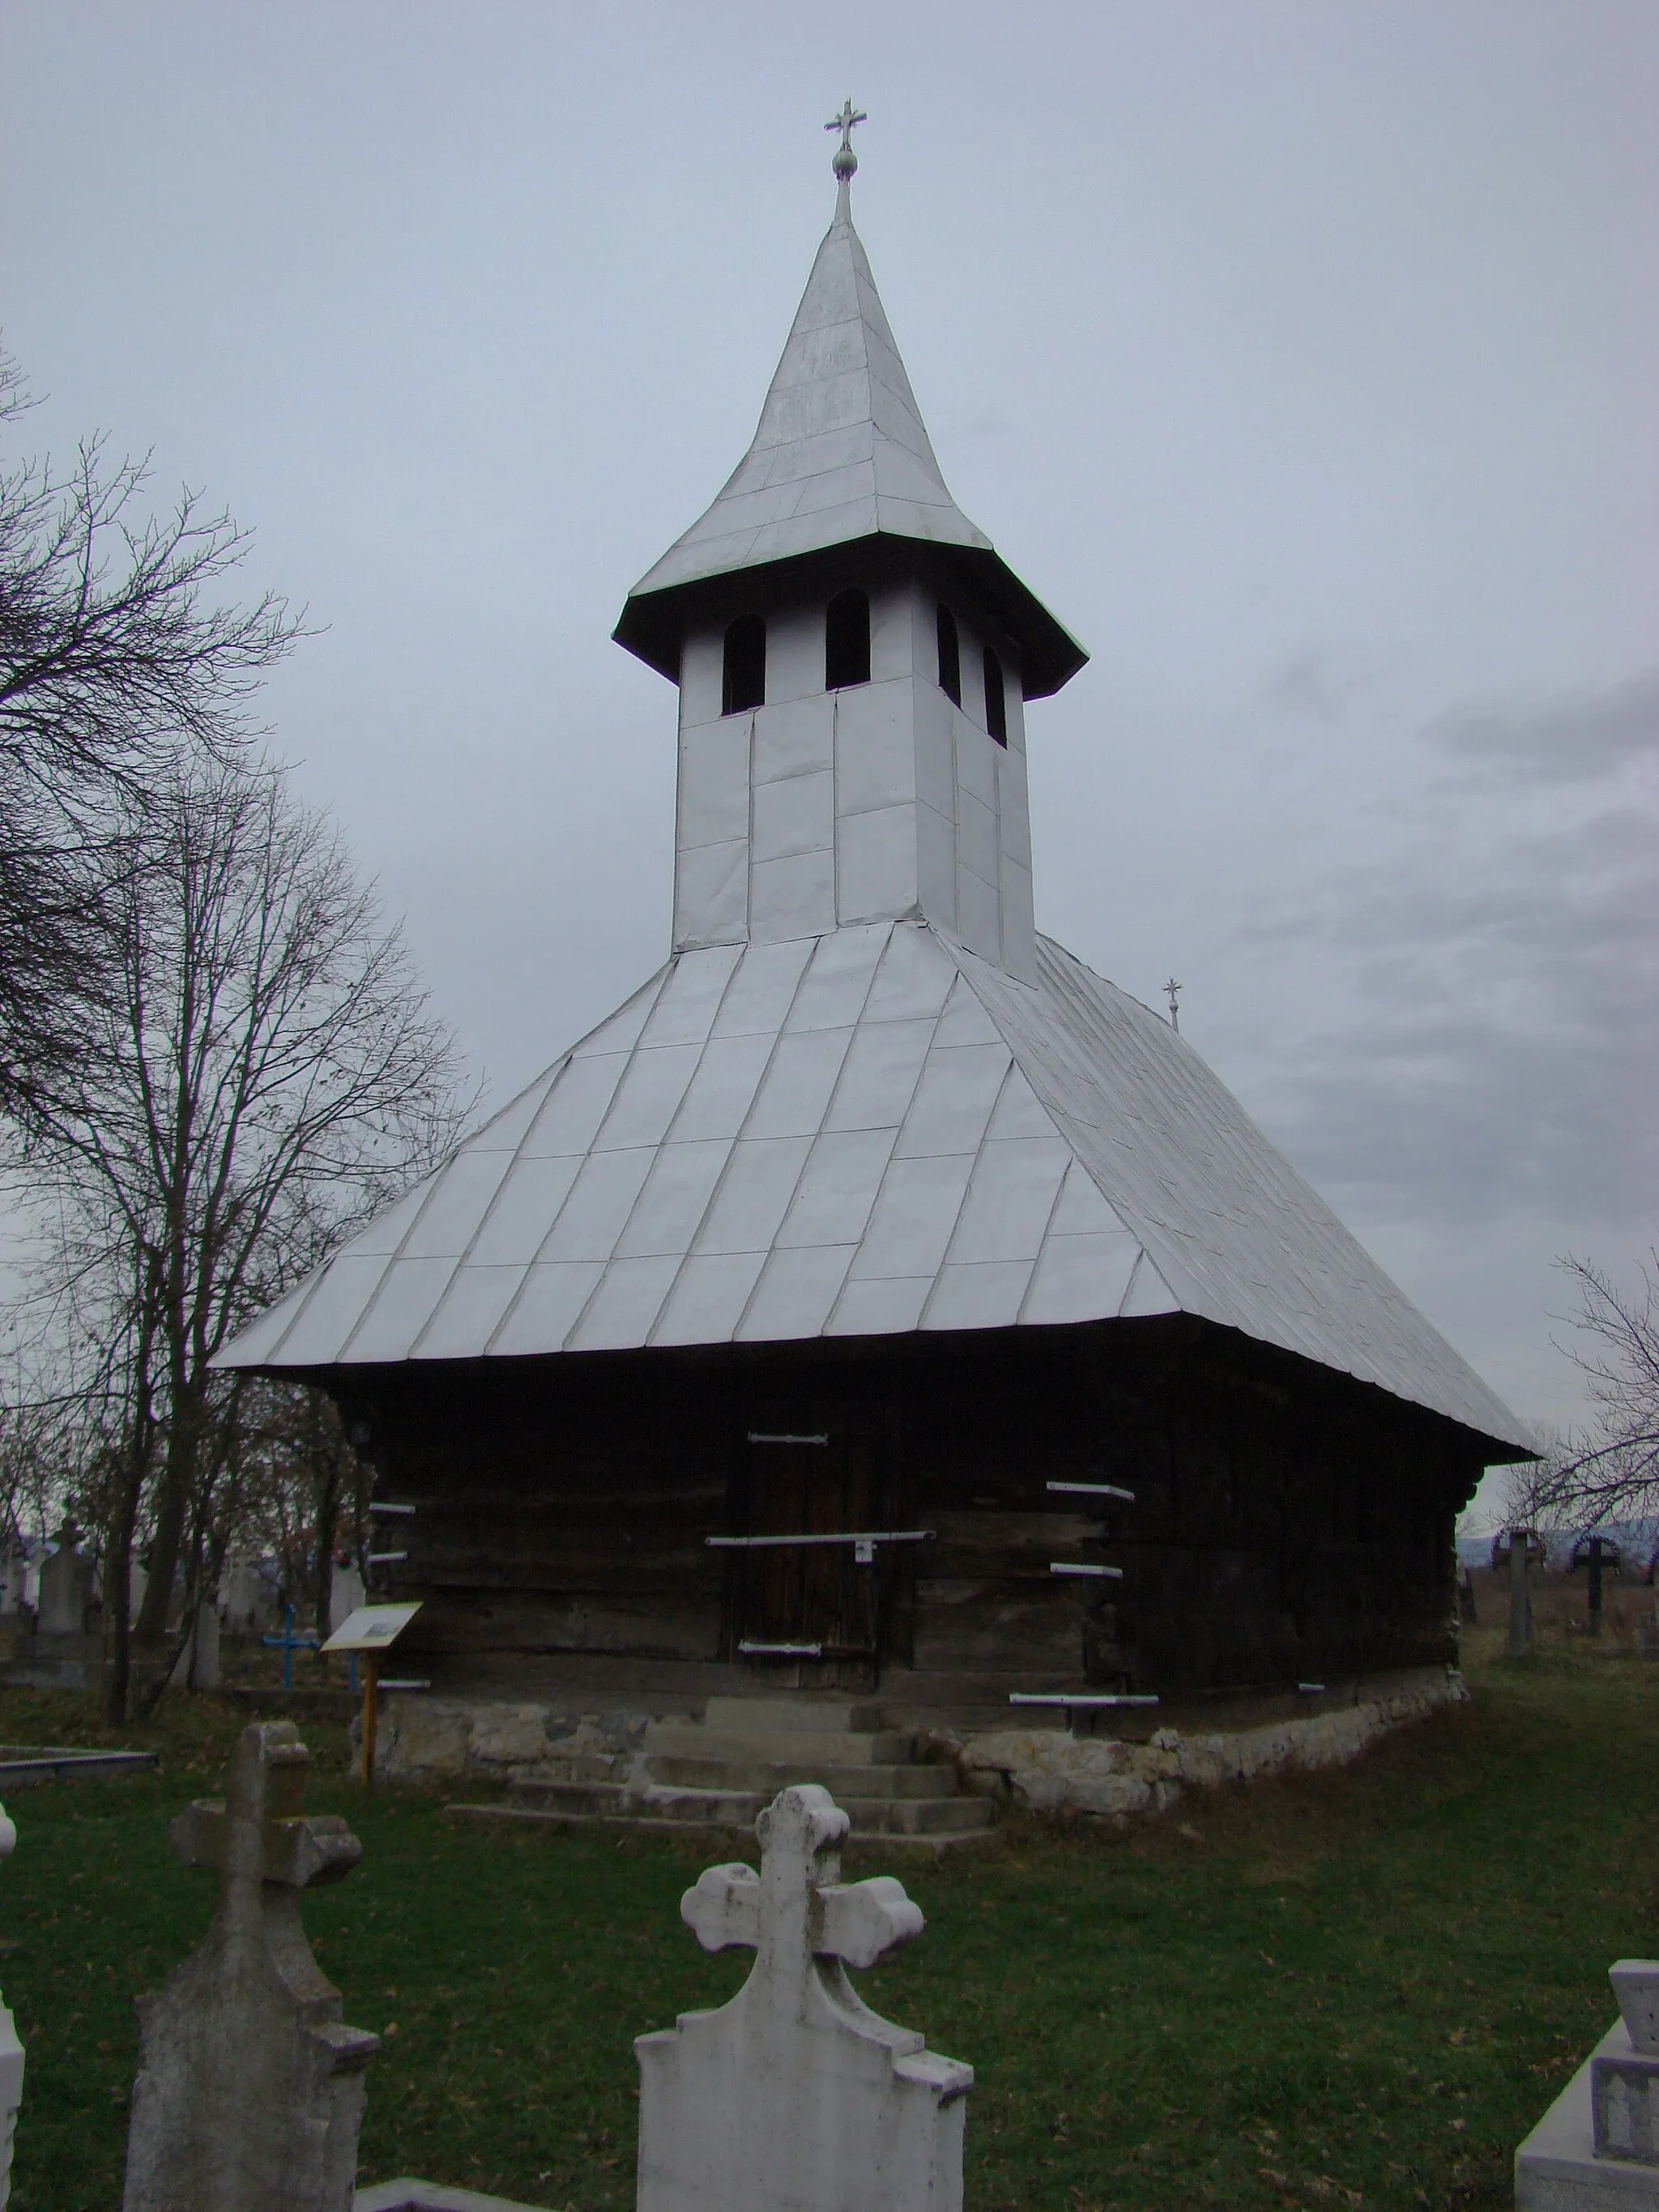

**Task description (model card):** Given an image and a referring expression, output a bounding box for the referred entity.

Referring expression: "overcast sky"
[4,2,1654,1511]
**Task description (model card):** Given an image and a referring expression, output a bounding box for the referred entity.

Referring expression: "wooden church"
[221,130,1529,1736]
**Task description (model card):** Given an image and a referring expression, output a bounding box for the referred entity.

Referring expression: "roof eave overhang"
[612,532,1089,700]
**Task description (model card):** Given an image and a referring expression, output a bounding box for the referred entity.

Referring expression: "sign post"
[321,1605,421,1788]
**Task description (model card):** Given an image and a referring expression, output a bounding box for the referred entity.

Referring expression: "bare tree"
[22,755,467,1717]
[0,344,301,1123]
[1496,1432,1576,1539]
[1555,1252,1659,1524]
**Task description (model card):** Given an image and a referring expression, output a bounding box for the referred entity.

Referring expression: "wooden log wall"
[328,1314,1481,1708]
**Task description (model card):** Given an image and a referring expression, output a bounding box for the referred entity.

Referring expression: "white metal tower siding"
[673,579,1034,978]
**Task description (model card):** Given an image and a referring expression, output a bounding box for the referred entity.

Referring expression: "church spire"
[613,125,1085,701]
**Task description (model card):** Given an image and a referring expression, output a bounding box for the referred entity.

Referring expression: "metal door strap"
[738,1640,824,1657]
[1047,1481,1137,1502]
[710,1528,934,1566]
[747,1432,829,1445]
[1048,1561,1124,1579]
[1008,1692,1160,1708]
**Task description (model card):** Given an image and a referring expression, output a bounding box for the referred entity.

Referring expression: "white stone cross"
[637,1784,973,2212]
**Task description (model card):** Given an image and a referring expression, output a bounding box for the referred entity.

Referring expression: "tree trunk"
[133,1378,201,1647]
[104,1317,159,1726]
[313,1434,340,1647]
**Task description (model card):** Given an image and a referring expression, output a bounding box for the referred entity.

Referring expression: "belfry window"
[825,588,870,691]
[722,615,766,715]
[936,604,962,705]
[983,646,1008,745]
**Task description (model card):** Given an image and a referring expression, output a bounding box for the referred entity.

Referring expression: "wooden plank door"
[734,1417,880,1686]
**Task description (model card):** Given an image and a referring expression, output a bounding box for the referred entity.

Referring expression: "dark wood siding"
[324,1314,1478,1715]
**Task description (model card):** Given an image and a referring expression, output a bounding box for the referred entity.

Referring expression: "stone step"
[500,1776,988,1837]
[701,1696,884,1734]
[837,1795,994,1836]
[644,1755,958,1800]
[642,1724,915,1767]
[507,1777,762,1825]
[446,1803,996,1854]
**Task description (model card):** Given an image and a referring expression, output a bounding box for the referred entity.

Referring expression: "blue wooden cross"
[262,1605,320,1690]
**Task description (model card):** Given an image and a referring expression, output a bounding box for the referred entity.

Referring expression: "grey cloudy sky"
[4,2,1654,1501]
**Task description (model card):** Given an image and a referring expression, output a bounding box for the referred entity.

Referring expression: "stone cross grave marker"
[1506,1526,1542,1657]
[36,1525,93,1637]
[636,1783,973,2212]
[0,1801,23,2210]
[122,1721,379,2212]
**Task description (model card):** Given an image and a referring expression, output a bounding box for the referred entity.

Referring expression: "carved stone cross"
[122,1722,380,2212]
[637,1784,973,2212]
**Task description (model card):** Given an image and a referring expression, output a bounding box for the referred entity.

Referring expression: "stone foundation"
[372,1698,651,1789]
[946,1667,1466,1818]
[371,1666,1466,1817]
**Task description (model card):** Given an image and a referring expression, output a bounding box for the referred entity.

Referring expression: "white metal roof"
[612,186,1087,697]
[216,918,1532,1452]
[629,186,988,603]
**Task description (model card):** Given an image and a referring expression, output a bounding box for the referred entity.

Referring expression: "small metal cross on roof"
[1165,977,1182,1033]
[826,98,866,182]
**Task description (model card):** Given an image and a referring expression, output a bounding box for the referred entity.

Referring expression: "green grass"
[1,1634,1654,2211]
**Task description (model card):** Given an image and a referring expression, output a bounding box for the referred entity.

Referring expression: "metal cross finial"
[1165,978,1182,1033]
[825,99,866,183]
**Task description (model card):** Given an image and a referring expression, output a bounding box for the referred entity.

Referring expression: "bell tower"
[613,114,1086,985]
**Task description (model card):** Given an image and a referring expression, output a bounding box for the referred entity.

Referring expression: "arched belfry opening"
[723,615,766,715]
[825,588,870,690]
[983,646,1008,745]
[936,604,961,705]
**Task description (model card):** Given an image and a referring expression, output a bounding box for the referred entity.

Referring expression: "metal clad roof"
[612,194,1088,697]
[626,204,986,607]
[215,918,1532,1451]
[951,931,1530,1449]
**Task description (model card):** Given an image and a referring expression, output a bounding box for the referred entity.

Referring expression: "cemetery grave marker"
[122,1721,379,2212]
[637,1782,973,2212]
[1517,1958,1659,2206]
[0,1801,22,2210]
[35,1523,92,1638]
[1506,1527,1542,1657]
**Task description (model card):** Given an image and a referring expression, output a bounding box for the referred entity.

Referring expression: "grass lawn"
[0,1633,1653,2211]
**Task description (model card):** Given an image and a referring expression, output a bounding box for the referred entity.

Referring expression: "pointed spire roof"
[615,183,1087,698]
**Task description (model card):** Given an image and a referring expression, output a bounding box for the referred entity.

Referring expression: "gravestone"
[122,1721,379,2212]
[1516,1959,1659,2206]
[636,1784,973,2212]
[0,1554,26,1619]
[170,1603,223,1691]
[220,1554,270,1639]
[36,1526,93,1637]
[1505,1527,1541,1658]
[0,1801,23,2208]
